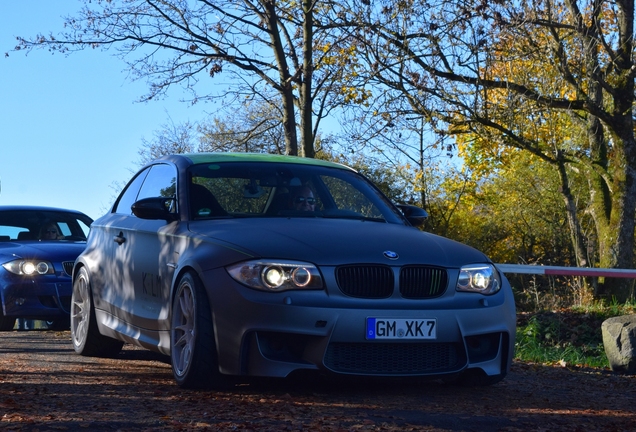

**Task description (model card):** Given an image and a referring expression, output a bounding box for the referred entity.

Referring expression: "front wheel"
[171,271,223,389]
[71,267,123,357]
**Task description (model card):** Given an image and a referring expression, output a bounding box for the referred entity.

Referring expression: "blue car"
[0,206,93,330]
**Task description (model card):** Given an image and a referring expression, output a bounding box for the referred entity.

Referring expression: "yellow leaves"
[316,41,369,104]
[316,43,359,71]
[483,22,581,102]
[341,86,372,105]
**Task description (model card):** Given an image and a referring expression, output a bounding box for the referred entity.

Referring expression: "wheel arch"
[71,261,95,309]
[169,264,227,388]
[72,259,89,289]
[169,264,216,325]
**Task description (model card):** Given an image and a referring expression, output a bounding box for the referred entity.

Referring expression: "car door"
[99,163,179,334]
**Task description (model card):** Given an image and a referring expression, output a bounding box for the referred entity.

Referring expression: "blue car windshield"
[0,210,93,241]
[187,162,406,224]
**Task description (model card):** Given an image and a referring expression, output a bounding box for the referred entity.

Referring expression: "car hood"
[0,241,87,263]
[188,218,489,267]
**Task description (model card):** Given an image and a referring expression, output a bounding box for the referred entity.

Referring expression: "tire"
[0,309,15,331]
[71,267,124,357]
[170,271,224,389]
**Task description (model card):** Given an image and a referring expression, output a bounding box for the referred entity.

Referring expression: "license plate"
[366,318,437,340]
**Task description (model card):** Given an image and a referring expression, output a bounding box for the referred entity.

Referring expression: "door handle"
[114,231,126,245]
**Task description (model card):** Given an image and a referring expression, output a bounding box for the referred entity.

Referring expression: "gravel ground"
[1,330,635,431]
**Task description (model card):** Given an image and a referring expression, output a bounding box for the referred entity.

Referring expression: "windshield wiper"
[319,210,386,222]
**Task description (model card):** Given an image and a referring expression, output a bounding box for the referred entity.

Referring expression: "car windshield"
[188,162,405,224]
[0,210,92,242]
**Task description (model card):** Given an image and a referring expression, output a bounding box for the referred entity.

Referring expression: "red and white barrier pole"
[495,264,636,279]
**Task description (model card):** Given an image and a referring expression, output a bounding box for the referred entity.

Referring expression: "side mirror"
[396,204,428,227]
[131,197,178,222]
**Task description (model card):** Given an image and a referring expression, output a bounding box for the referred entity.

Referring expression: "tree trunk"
[596,130,636,302]
[264,0,298,156]
[300,0,314,158]
[597,0,636,301]
[578,0,635,301]
[556,158,587,267]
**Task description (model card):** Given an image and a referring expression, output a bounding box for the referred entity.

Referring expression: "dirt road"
[1,330,635,431]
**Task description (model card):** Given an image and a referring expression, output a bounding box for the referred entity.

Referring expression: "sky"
[0,2,214,220]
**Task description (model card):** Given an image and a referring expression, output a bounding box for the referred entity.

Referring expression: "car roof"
[157,152,355,171]
[0,205,90,216]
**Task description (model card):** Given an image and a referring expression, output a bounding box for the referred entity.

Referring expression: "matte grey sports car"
[71,153,515,388]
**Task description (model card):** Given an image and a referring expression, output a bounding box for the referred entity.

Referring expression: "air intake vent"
[324,342,465,374]
[400,266,448,298]
[62,261,74,277]
[335,265,394,298]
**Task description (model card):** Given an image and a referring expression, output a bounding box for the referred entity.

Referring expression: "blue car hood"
[0,241,86,263]
[188,218,489,267]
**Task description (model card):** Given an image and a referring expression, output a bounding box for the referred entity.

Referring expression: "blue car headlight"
[456,264,501,295]
[3,259,55,276]
[227,260,323,292]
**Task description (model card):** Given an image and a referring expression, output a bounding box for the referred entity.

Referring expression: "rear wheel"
[171,271,223,389]
[71,267,123,357]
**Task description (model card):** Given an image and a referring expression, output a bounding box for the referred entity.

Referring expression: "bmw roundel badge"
[383,250,399,260]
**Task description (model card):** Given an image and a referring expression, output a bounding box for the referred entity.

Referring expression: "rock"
[601,315,636,374]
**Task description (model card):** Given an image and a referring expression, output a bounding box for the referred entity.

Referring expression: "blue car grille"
[324,342,465,374]
[335,265,448,299]
[62,261,74,277]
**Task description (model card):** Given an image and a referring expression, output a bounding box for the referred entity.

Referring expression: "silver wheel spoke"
[71,276,91,346]
[173,282,197,376]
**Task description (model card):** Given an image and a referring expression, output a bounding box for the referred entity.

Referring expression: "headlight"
[456,264,501,295]
[227,260,323,292]
[2,259,55,276]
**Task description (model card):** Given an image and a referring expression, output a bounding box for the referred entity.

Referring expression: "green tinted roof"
[182,152,352,170]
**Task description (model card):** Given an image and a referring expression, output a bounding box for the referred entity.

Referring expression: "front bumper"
[1,274,72,319]
[202,268,516,380]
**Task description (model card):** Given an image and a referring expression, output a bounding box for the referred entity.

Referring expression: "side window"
[137,164,177,201]
[77,219,91,237]
[57,222,71,237]
[0,226,26,240]
[113,164,177,216]
[113,168,150,215]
